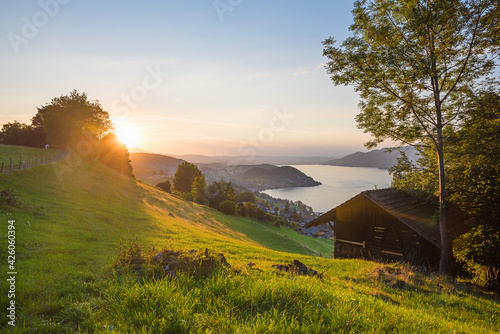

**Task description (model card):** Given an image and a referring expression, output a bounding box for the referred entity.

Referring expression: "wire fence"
[0,152,66,173]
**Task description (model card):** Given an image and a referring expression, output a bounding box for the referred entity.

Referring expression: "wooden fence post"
[10,157,12,171]
[19,157,22,170]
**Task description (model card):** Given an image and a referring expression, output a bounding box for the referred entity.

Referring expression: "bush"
[219,200,236,215]
[235,191,256,203]
[0,189,22,209]
[156,181,171,193]
[244,202,257,218]
[236,202,246,216]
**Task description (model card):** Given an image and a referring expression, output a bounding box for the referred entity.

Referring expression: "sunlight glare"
[115,125,141,147]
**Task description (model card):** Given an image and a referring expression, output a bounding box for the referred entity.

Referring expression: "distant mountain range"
[130,152,184,177]
[129,153,321,191]
[130,147,417,177]
[171,154,334,166]
[324,147,417,169]
[202,164,321,191]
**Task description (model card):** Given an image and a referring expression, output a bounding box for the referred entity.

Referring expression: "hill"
[241,165,321,190]
[130,152,321,190]
[174,154,334,165]
[325,147,417,169]
[0,144,498,333]
[129,152,185,177]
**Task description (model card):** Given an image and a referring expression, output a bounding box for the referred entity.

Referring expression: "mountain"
[129,152,322,190]
[241,165,322,190]
[173,154,335,166]
[325,147,417,169]
[130,152,185,177]
[198,163,321,191]
[127,147,151,153]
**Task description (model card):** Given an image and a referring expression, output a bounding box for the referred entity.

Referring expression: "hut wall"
[333,195,440,267]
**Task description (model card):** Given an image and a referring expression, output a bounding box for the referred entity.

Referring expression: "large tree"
[35,90,113,148]
[323,0,499,273]
[392,87,500,287]
[207,180,236,210]
[173,162,202,194]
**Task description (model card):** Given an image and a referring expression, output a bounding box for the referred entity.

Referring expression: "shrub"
[219,200,236,215]
[0,189,22,209]
[244,202,257,218]
[235,191,256,203]
[236,202,246,216]
[156,180,171,193]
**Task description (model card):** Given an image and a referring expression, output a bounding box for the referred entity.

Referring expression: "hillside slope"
[0,147,498,333]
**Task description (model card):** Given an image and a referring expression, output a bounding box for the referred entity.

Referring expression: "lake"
[261,165,392,213]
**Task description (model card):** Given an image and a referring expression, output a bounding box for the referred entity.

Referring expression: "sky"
[0,0,377,158]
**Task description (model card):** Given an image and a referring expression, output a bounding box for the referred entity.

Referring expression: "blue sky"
[1,0,373,157]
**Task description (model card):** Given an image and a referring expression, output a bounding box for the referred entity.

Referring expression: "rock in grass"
[272,260,323,278]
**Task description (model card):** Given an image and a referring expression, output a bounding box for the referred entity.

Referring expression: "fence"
[0,152,66,173]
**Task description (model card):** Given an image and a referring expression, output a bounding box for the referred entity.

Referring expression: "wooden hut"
[306,188,469,268]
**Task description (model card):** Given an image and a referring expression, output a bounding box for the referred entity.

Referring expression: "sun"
[115,125,141,148]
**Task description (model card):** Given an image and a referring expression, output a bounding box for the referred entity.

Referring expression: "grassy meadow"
[0,144,498,333]
[0,144,62,170]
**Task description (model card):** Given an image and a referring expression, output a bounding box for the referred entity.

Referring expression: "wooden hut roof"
[306,188,468,248]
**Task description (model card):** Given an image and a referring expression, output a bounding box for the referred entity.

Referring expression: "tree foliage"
[0,121,46,147]
[207,180,235,210]
[235,191,256,203]
[156,181,172,193]
[323,0,499,273]
[173,162,202,193]
[191,174,209,205]
[391,87,500,287]
[219,200,236,215]
[94,133,134,177]
[35,89,113,148]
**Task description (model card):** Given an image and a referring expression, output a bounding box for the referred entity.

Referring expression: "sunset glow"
[115,125,141,148]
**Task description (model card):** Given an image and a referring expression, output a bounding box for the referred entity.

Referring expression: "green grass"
[0,144,62,170]
[0,144,499,333]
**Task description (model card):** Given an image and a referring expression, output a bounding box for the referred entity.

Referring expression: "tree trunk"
[436,128,449,274]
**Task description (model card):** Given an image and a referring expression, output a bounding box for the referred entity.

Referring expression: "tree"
[207,180,235,210]
[36,90,112,148]
[191,174,209,205]
[446,88,500,227]
[156,180,172,193]
[0,121,45,147]
[235,191,256,203]
[448,88,500,289]
[219,200,236,215]
[284,200,290,214]
[323,0,499,273]
[392,88,500,287]
[236,202,247,216]
[244,202,258,219]
[173,162,202,193]
[94,133,133,177]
